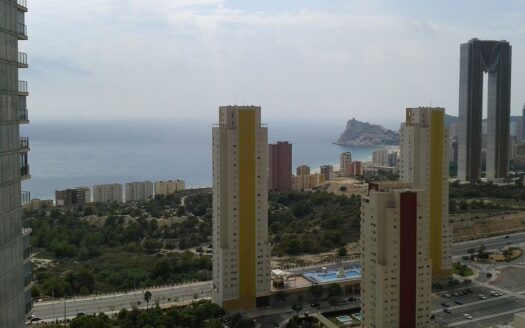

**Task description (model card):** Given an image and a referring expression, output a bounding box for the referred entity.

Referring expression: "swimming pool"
[302,268,361,283]
[336,315,352,323]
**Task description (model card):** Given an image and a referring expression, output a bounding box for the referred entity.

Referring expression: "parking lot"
[432,296,525,327]
[431,285,500,310]
[491,267,525,292]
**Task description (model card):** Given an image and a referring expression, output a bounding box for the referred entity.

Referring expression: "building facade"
[361,182,432,328]
[320,165,334,181]
[400,107,453,279]
[55,187,91,207]
[340,152,352,177]
[154,180,185,196]
[211,106,271,310]
[0,1,32,322]
[125,181,153,202]
[372,149,389,166]
[458,39,512,182]
[349,161,363,176]
[93,183,123,203]
[268,141,292,191]
[296,165,310,176]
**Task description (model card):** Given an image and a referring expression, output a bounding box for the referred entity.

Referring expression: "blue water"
[303,269,362,283]
[21,119,383,199]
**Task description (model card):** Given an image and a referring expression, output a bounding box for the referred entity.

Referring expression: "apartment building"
[400,107,452,279]
[93,183,123,203]
[154,179,185,196]
[361,182,432,328]
[340,152,352,177]
[55,187,91,207]
[268,141,292,191]
[320,165,334,181]
[0,0,33,324]
[125,181,153,202]
[211,106,271,310]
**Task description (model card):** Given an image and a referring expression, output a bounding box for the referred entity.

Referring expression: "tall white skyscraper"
[361,182,432,328]
[211,106,271,310]
[400,107,452,279]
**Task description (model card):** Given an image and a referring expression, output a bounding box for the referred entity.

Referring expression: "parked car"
[444,293,451,298]
[441,302,450,308]
[310,303,319,308]
[443,309,452,314]
[463,314,473,320]
[478,294,487,300]
[454,300,464,305]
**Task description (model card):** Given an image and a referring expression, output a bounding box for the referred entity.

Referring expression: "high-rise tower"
[458,39,512,182]
[400,107,452,279]
[211,106,271,310]
[0,0,33,326]
[268,141,292,191]
[361,182,432,328]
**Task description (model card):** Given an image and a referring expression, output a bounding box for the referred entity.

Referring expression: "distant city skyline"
[25,0,525,125]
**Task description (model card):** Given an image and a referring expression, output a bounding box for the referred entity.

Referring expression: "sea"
[22,118,385,200]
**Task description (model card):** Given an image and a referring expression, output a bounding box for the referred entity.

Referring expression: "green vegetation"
[39,301,251,328]
[27,191,212,298]
[452,262,473,277]
[269,191,361,256]
[449,181,525,213]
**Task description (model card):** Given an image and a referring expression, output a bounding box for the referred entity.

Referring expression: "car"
[453,292,460,296]
[443,309,452,314]
[429,314,435,319]
[466,288,473,293]
[444,293,451,298]
[310,303,319,308]
[454,300,464,305]
[463,314,473,320]
[348,297,356,302]
[490,291,499,296]
[478,294,487,300]
[338,299,348,304]
[77,312,86,317]
[441,302,450,308]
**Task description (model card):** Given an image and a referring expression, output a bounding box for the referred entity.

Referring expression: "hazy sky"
[22,0,525,127]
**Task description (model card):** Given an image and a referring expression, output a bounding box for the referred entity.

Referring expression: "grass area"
[453,262,473,277]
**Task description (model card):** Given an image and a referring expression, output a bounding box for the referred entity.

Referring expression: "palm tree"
[144,290,152,309]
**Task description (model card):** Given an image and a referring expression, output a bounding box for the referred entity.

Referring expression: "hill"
[335,118,399,146]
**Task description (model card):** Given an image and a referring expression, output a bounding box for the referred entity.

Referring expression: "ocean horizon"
[22,118,387,200]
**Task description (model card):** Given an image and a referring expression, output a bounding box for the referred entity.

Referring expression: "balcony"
[17,51,28,68]
[21,191,31,206]
[20,164,30,180]
[18,80,28,95]
[17,23,27,40]
[18,108,29,123]
[17,0,28,11]
[20,137,29,152]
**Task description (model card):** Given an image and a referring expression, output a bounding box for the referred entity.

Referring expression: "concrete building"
[154,180,185,196]
[211,105,271,310]
[296,165,310,176]
[400,107,453,279]
[349,161,363,176]
[320,165,334,181]
[125,181,153,202]
[0,0,32,324]
[340,152,352,177]
[458,39,512,182]
[268,141,292,191]
[516,117,524,144]
[55,187,91,207]
[93,183,123,203]
[372,149,389,166]
[361,182,432,328]
[388,151,398,167]
[292,174,310,191]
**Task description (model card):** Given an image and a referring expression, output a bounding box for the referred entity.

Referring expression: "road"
[33,282,212,321]
[32,232,525,322]
[453,232,525,256]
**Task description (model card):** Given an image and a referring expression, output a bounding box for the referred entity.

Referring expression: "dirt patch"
[453,211,525,242]
[323,178,368,197]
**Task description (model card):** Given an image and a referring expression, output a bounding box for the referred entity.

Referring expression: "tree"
[292,303,303,316]
[326,283,342,299]
[144,290,152,309]
[308,285,324,301]
[337,247,348,257]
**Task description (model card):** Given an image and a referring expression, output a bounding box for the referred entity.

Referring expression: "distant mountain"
[335,118,400,146]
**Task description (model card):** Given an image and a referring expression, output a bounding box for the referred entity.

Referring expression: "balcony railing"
[20,137,29,150]
[17,0,27,9]
[21,165,29,177]
[18,108,28,121]
[18,80,28,93]
[17,23,27,37]
[18,52,27,65]
[21,191,31,206]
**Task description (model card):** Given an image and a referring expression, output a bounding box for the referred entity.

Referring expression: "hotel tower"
[0,0,33,326]
[399,107,453,279]
[211,106,271,310]
[361,182,432,328]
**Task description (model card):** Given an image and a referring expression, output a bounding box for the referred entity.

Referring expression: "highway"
[32,232,525,322]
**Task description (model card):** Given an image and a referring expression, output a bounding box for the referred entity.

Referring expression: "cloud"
[24,0,525,124]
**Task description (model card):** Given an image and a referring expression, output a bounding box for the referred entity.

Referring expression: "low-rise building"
[125,181,153,202]
[55,187,91,207]
[155,180,185,196]
[93,183,123,203]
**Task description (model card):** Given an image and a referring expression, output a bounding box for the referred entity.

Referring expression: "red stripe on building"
[399,191,417,328]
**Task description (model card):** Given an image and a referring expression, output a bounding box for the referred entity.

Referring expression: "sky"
[21,0,525,127]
